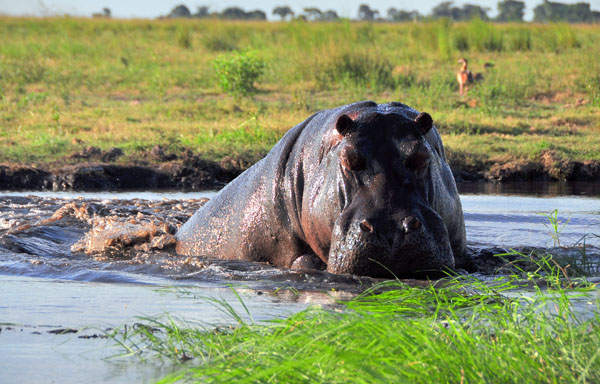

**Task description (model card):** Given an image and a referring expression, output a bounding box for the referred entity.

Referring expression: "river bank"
[1,19,600,192]
[2,148,599,191]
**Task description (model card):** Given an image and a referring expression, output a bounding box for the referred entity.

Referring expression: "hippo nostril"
[359,219,374,233]
[402,216,421,233]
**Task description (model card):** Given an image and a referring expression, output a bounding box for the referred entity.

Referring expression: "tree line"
[155,1,600,23]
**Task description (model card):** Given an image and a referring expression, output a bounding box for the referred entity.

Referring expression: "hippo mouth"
[327,247,455,278]
[326,221,456,278]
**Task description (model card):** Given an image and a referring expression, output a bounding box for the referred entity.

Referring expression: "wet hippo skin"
[176,101,467,278]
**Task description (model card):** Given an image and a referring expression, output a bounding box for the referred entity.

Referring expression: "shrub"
[213,51,266,97]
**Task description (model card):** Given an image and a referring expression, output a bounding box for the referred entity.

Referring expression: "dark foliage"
[431,1,490,21]
[533,0,598,22]
[496,0,525,22]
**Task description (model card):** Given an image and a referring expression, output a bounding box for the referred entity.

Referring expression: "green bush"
[213,51,266,97]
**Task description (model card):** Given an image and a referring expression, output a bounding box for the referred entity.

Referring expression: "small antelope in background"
[457,58,485,95]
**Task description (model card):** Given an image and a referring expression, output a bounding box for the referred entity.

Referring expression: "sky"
[0,0,599,21]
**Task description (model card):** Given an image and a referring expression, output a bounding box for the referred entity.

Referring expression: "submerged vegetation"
[0,17,599,174]
[113,252,600,383]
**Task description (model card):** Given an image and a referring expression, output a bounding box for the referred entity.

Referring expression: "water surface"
[1,184,599,384]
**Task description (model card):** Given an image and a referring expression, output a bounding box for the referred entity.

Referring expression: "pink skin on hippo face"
[175,101,467,278]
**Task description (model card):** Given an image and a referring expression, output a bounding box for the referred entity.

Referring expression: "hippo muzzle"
[327,203,455,278]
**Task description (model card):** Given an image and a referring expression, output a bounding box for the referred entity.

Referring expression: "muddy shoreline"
[1,147,599,191]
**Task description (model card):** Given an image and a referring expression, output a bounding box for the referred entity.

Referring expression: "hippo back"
[176,101,467,277]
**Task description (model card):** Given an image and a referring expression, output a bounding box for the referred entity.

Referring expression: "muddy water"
[0,192,373,384]
[0,194,380,289]
[0,275,324,384]
[1,185,599,383]
[1,187,597,285]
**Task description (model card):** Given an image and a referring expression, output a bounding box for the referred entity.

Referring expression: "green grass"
[109,249,600,383]
[0,17,599,170]
[101,212,599,382]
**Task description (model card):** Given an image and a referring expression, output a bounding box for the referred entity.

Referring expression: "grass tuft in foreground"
[112,254,600,383]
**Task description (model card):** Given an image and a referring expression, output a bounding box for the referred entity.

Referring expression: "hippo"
[176,101,467,277]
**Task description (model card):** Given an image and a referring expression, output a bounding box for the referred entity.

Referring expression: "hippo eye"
[341,147,366,171]
[405,151,430,175]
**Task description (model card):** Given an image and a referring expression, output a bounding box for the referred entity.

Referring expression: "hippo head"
[312,108,455,278]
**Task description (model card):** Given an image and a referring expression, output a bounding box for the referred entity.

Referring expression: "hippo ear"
[335,114,354,136]
[415,112,433,135]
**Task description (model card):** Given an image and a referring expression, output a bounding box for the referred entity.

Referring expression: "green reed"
[109,249,600,383]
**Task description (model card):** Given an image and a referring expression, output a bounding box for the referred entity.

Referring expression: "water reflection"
[0,187,598,384]
[0,190,218,200]
[457,181,600,197]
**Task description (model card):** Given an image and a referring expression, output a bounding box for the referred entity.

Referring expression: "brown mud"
[1,146,598,191]
[0,146,246,191]
[449,149,600,183]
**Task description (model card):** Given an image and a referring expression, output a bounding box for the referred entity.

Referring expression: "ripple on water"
[0,195,387,291]
[0,192,599,289]
[1,189,599,384]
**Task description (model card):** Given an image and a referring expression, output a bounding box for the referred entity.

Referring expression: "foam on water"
[0,188,599,286]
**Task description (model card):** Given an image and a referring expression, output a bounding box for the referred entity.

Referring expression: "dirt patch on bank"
[482,150,600,182]
[1,148,599,191]
[0,145,252,191]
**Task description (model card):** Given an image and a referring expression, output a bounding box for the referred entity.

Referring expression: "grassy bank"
[0,18,599,172]
[114,253,600,383]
